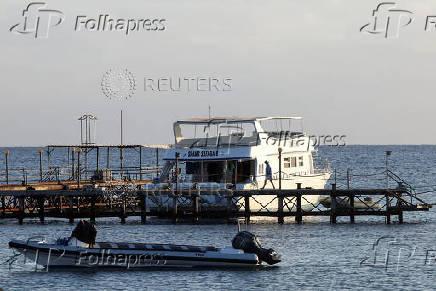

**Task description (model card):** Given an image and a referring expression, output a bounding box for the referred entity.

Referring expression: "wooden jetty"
[0,184,431,225]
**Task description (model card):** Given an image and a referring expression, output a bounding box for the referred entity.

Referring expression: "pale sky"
[1,0,435,146]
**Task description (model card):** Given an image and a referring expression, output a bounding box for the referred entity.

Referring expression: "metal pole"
[85,147,88,179]
[4,151,9,184]
[80,119,83,144]
[120,110,123,145]
[71,148,75,179]
[39,149,43,182]
[277,148,283,224]
[385,151,392,224]
[278,148,282,190]
[67,146,70,168]
[156,148,159,178]
[85,117,88,145]
[47,147,50,170]
[175,152,179,192]
[96,147,100,172]
[77,148,82,188]
[139,146,143,180]
[120,110,123,179]
[348,169,355,223]
[386,151,391,189]
[107,146,110,169]
[234,161,238,185]
[120,147,123,179]
[88,117,91,144]
[173,152,180,224]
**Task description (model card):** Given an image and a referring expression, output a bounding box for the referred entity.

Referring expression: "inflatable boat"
[9,220,281,269]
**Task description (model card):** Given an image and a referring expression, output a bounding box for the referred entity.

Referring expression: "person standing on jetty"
[261,160,275,189]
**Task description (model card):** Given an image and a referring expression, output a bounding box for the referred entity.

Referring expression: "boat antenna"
[208,105,211,119]
[120,109,123,145]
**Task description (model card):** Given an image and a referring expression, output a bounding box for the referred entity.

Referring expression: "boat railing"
[26,236,46,244]
[176,135,260,148]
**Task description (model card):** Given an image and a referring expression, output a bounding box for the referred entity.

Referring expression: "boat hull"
[146,172,331,213]
[9,240,261,269]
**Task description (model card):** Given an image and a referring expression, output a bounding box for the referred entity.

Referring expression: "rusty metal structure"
[0,147,432,225]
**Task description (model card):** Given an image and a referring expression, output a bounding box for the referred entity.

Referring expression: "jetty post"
[90,194,96,223]
[330,183,337,224]
[18,195,24,225]
[38,195,45,224]
[226,192,233,223]
[139,190,147,224]
[244,194,251,224]
[120,195,126,224]
[296,183,302,223]
[69,196,74,224]
[1,194,5,218]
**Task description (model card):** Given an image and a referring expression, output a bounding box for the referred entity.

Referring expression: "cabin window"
[284,157,290,168]
[258,163,264,174]
[298,156,304,167]
[291,157,297,167]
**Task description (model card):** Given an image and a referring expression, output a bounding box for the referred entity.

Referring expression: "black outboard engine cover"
[71,220,97,245]
[232,231,280,265]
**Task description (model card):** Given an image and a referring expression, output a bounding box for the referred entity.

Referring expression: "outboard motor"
[70,220,97,246]
[232,231,281,265]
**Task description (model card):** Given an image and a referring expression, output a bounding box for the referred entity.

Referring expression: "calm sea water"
[0,146,435,290]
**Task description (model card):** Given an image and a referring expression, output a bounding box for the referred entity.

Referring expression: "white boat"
[319,196,382,210]
[9,220,281,269]
[146,116,331,212]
